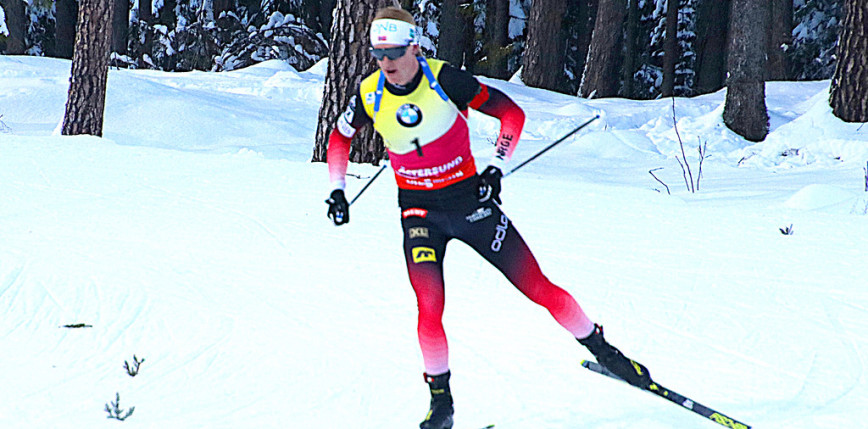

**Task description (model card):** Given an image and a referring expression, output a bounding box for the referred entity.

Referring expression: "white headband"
[370,18,419,47]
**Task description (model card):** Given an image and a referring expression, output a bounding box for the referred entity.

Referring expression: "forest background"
[0,0,848,100]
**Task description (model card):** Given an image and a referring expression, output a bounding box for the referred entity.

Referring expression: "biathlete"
[324,7,651,429]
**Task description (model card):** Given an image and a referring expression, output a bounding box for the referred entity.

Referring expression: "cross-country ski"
[582,360,751,429]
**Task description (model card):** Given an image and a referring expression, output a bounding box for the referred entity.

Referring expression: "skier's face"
[373,44,420,86]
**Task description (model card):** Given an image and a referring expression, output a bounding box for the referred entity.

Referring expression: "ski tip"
[580,359,592,368]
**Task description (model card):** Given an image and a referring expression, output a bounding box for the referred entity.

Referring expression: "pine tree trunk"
[111,0,128,55]
[693,0,729,94]
[319,0,337,40]
[438,0,467,66]
[158,0,176,27]
[723,0,769,142]
[460,3,478,72]
[62,0,114,137]
[621,0,639,97]
[0,0,26,54]
[301,0,337,40]
[566,0,598,95]
[661,0,679,97]
[581,0,627,98]
[830,0,868,123]
[311,0,397,164]
[138,0,152,24]
[523,0,569,93]
[55,0,79,59]
[479,0,510,79]
[767,0,792,80]
[213,0,231,18]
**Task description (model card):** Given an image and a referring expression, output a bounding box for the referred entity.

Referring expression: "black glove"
[477,166,503,204]
[325,189,350,225]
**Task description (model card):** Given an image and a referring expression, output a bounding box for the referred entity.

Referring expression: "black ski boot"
[420,371,454,429]
[578,324,652,389]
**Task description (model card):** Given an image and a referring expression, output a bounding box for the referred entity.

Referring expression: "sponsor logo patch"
[337,99,357,138]
[397,156,463,178]
[465,207,492,223]
[408,227,429,239]
[412,246,437,263]
[490,214,509,252]
[402,208,429,218]
[396,104,423,127]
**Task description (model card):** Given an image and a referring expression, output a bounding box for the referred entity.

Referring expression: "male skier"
[324,7,651,429]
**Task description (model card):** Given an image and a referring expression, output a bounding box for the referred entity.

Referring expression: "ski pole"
[503,114,600,178]
[349,163,388,206]
[348,114,598,205]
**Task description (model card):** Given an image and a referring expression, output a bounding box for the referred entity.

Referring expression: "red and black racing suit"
[327,59,595,375]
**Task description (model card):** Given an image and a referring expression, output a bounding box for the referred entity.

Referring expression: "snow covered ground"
[1,55,867,429]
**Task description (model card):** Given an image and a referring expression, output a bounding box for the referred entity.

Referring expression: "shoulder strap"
[417,57,450,103]
[372,57,466,123]
[373,71,385,123]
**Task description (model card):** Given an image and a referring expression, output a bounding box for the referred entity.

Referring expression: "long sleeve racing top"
[327,58,525,192]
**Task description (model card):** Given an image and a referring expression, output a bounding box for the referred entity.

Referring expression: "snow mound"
[783,184,865,213]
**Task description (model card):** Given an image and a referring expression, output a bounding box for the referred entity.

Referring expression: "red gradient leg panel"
[460,204,596,339]
[403,214,451,375]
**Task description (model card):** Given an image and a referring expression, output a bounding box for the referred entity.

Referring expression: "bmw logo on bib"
[396,104,423,127]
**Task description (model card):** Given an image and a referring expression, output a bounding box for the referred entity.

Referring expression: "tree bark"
[62,0,114,136]
[581,0,627,98]
[830,0,868,123]
[312,0,397,164]
[111,0,128,55]
[157,0,176,28]
[621,0,638,97]
[303,0,337,39]
[767,0,792,80]
[438,0,467,66]
[567,0,598,95]
[138,0,152,24]
[523,0,569,93]
[212,0,231,18]
[723,0,769,142]
[478,0,510,79]
[0,0,26,54]
[694,0,729,94]
[661,0,679,97]
[55,0,79,59]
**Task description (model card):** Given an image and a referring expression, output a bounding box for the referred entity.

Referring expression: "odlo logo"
[490,215,509,252]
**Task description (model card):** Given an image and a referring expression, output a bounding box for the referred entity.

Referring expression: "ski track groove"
[0,263,25,301]
[644,318,806,380]
[141,183,293,255]
[37,278,70,318]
